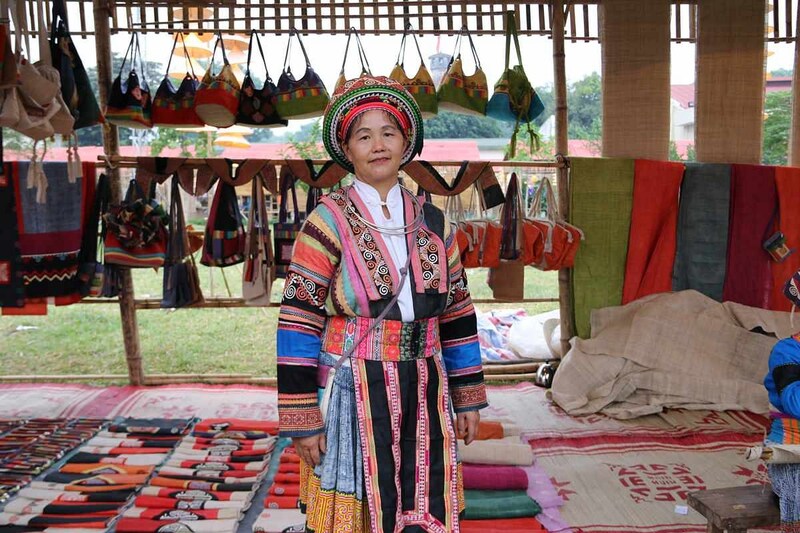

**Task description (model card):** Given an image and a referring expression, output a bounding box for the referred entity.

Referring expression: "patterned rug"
[532,431,770,533]
[0,383,108,418]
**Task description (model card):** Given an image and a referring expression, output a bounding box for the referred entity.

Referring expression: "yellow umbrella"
[215,133,250,149]
[217,125,253,135]
[175,125,218,133]
[222,34,251,55]
[171,7,213,22]
[177,33,213,60]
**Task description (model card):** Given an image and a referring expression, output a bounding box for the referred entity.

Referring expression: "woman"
[277,76,488,532]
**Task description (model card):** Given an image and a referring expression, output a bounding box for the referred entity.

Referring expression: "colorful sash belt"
[320,315,440,362]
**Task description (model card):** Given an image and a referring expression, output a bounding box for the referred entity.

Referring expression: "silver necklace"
[344,185,426,236]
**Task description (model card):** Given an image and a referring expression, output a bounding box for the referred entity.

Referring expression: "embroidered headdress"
[322,75,424,173]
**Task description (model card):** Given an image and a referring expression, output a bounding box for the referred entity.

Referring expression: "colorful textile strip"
[462,490,541,519]
[351,355,461,533]
[723,164,776,308]
[768,417,800,445]
[770,166,800,312]
[321,315,440,361]
[622,159,684,304]
[0,163,24,307]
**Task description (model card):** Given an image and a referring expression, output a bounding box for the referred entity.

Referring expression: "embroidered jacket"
[277,186,487,437]
[764,334,800,418]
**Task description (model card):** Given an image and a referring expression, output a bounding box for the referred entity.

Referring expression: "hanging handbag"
[106,32,153,129]
[162,176,204,309]
[333,27,372,92]
[275,29,329,120]
[151,32,203,128]
[389,23,437,118]
[242,172,275,306]
[237,31,287,128]
[488,173,526,300]
[76,172,110,298]
[437,26,488,116]
[273,166,304,279]
[33,0,74,136]
[201,179,246,267]
[486,11,544,157]
[103,179,168,269]
[50,0,103,129]
[194,32,241,128]
[528,177,582,271]
[458,184,502,269]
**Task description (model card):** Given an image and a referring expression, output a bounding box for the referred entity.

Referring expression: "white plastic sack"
[507,309,563,361]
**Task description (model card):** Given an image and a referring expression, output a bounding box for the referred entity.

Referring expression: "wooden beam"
[93,0,144,387]
[552,0,574,358]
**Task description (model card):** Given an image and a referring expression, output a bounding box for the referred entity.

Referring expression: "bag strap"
[164,32,197,80]
[278,168,300,224]
[499,173,522,260]
[167,175,185,262]
[283,28,313,74]
[503,10,524,72]
[209,31,230,75]
[117,33,136,78]
[339,27,371,78]
[35,0,51,64]
[306,186,322,215]
[332,248,413,373]
[464,26,482,71]
[396,22,425,68]
[246,31,270,81]
[246,173,260,257]
[256,172,274,266]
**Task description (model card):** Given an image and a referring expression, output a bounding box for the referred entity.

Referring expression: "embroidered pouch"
[275,29,329,120]
[237,31,287,128]
[152,33,203,128]
[437,26,488,116]
[195,32,241,128]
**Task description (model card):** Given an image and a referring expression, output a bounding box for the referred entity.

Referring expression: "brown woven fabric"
[695,0,766,164]
[600,0,671,160]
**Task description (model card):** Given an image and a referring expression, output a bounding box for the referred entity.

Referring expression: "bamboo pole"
[94,0,144,387]
[482,362,541,374]
[791,2,800,166]
[552,0,573,357]
[100,156,566,169]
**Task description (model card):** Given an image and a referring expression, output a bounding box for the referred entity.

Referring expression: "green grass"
[0,262,558,383]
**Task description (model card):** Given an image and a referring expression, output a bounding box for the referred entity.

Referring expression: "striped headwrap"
[322,75,424,173]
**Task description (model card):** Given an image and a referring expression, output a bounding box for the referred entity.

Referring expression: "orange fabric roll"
[622,159,685,304]
[771,167,800,310]
[475,421,504,440]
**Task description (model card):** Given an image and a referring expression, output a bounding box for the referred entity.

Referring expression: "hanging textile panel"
[695,0,766,164]
[672,163,731,302]
[0,163,24,307]
[11,161,96,299]
[723,164,776,309]
[771,167,800,311]
[621,159,684,304]
[570,157,634,339]
[600,0,671,160]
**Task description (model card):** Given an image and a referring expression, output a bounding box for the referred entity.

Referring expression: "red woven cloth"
[462,464,528,490]
[723,164,776,308]
[460,517,547,532]
[622,159,685,304]
[771,166,800,311]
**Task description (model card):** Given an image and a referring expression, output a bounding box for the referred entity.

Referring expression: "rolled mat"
[457,437,534,466]
[672,163,731,301]
[770,167,800,311]
[463,490,541,519]
[723,164,776,308]
[460,517,547,532]
[570,157,635,338]
[462,464,528,490]
[622,159,684,304]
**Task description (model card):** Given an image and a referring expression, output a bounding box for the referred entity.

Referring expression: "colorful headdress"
[322,75,424,173]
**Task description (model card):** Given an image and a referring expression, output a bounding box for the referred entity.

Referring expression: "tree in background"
[423,111,509,138]
[567,72,602,140]
[763,90,791,166]
[533,84,555,128]
[150,129,217,158]
[283,119,326,160]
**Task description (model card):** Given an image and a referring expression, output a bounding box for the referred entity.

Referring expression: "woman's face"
[343,109,408,188]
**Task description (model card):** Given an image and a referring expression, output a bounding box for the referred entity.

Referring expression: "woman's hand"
[292,433,327,467]
[457,410,480,445]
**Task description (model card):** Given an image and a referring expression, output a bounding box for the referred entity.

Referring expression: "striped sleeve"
[277,206,341,437]
[439,220,488,413]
